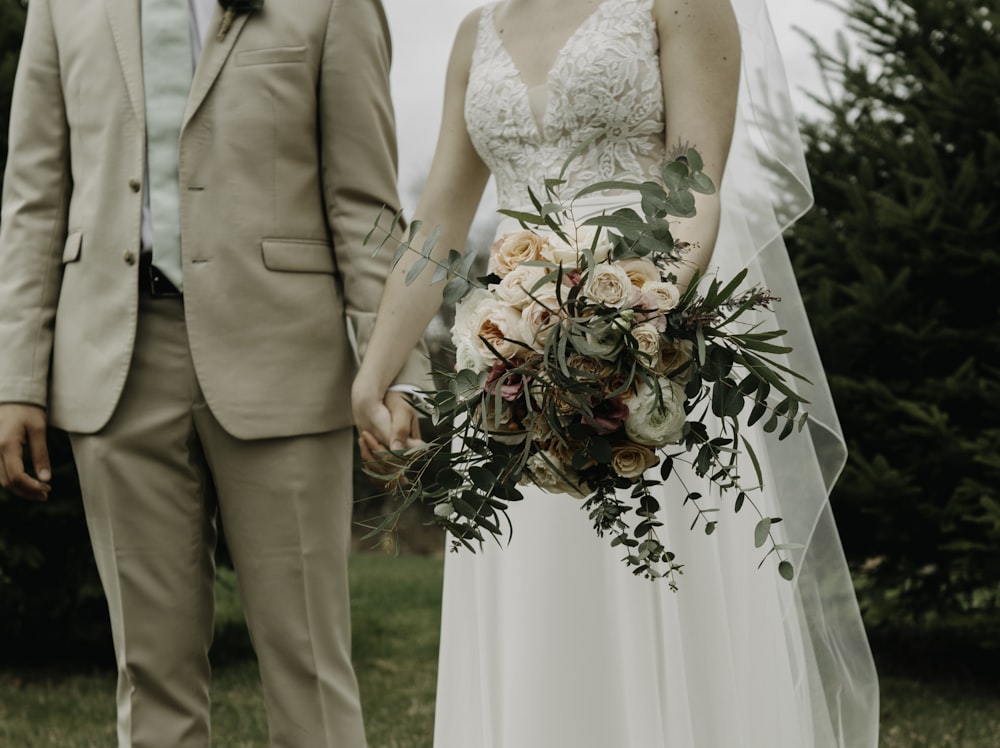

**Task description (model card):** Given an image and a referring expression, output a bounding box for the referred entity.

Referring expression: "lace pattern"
[465,0,665,210]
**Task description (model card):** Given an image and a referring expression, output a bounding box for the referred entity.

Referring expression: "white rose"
[585,263,639,308]
[541,225,612,268]
[494,263,549,309]
[454,338,486,372]
[624,378,687,446]
[642,281,681,312]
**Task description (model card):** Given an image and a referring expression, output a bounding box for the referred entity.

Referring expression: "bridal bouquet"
[367,150,807,585]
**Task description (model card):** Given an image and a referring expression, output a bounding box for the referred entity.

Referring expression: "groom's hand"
[0,403,52,501]
[357,391,423,489]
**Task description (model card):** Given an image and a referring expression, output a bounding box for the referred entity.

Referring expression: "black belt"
[139,251,182,298]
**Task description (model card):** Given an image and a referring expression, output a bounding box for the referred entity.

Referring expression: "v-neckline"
[489,0,612,92]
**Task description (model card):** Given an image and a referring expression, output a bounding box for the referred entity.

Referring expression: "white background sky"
[381,0,847,211]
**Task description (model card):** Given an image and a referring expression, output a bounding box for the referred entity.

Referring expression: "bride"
[352,0,879,745]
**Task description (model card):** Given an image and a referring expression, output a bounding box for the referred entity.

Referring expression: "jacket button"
[128,178,141,193]
[123,250,137,266]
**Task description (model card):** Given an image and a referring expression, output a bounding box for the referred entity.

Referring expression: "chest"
[491,0,609,89]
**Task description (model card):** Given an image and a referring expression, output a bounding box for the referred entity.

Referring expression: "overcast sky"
[381,0,847,211]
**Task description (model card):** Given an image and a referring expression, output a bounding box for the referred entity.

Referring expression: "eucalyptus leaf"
[754,518,772,548]
[442,276,470,305]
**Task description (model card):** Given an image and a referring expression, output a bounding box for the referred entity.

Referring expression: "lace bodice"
[465,0,665,210]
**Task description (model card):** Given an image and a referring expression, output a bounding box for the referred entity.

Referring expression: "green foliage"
[0,432,110,663]
[789,0,1000,620]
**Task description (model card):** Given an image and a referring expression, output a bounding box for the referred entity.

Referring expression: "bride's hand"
[353,387,424,488]
[352,387,422,450]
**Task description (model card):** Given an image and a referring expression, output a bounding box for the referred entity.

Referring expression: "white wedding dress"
[433,1,879,746]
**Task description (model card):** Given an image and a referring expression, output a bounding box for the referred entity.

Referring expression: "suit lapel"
[103,0,144,120]
[183,6,249,130]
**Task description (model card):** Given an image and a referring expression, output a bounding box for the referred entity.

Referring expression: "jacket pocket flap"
[236,46,308,67]
[62,231,82,263]
[261,239,335,274]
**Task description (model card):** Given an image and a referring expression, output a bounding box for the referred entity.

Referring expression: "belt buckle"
[149,266,182,298]
[140,253,182,298]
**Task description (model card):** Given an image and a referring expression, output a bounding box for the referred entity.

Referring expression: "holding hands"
[351,384,424,483]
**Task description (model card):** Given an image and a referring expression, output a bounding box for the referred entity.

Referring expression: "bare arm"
[352,10,491,443]
[654,0,740,288]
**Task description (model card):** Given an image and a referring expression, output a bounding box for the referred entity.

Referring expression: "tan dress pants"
[69,294,365,748]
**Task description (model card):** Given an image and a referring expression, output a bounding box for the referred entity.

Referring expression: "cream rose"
[456,296,528,366]
[624,378,687,446]
[659,338,694,380]
[525,450,587,497]
[494,263,550,309]
[479,380,530,444]
[567,353,614,382]
[611,443,659,479]
[452,289,494,368]
[630,322,663,365]
[489,230,549,277]
[520,287,562,351]
[541,225,612,268]
[585,263,639,308]
[641,280,681,312]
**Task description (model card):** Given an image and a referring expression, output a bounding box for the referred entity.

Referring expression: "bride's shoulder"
[651,0,737,22]
[651,0,739,42]
[449,4,491,60]
[442,4,492,82]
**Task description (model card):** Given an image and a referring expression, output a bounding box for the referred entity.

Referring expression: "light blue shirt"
[140,0,217,256]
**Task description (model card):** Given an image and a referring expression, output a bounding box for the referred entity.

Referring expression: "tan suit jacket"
[0,0,426,439]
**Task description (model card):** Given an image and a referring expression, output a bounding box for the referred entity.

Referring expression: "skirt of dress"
[434,425,839,748]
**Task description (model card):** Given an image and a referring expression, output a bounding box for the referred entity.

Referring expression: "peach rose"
[618,257,661,289]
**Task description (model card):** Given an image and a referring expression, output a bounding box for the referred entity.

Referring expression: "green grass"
[1,553,999,747]
[0,554,441,748]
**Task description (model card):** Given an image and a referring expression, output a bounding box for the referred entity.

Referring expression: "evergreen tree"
[0,0,111,660]
[790,0,1000,621]
[0,0,25,179]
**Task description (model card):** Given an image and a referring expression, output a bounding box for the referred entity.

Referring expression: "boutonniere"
[217,0,263,41]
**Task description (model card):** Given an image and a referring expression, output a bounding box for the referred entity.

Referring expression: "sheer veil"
[720,1,879,745]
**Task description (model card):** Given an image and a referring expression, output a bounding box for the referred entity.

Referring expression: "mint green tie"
[141,0,192,291]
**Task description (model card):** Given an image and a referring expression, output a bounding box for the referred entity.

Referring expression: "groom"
[0,0,424,745]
